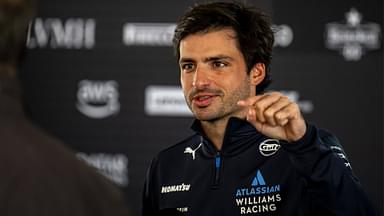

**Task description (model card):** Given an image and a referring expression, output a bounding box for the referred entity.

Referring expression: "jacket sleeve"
[283,123,378,215]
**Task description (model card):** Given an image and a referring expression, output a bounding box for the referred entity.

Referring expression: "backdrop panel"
[19,0,382,215]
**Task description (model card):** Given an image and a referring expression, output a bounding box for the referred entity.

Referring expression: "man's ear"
[250,63,266,86]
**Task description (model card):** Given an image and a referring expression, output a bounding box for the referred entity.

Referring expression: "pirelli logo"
[161,183,191,194]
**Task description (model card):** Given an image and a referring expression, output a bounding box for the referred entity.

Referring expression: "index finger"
[237,93,271,107]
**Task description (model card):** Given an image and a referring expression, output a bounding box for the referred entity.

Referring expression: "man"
[142,2,377,216]
[0,0,129,215]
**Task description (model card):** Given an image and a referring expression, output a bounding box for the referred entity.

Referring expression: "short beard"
[186,76,251,122]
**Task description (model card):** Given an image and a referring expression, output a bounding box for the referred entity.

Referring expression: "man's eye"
[181,63,194,71]
[213,61,227,68]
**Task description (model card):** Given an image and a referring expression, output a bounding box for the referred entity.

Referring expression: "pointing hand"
[237,92,306,142]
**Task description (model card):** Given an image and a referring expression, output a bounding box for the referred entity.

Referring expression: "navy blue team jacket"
[143,117,377,216]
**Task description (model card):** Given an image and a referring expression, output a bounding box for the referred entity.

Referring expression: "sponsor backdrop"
[19,0,382,215]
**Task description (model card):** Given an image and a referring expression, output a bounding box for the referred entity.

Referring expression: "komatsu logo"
[161,183,191,194]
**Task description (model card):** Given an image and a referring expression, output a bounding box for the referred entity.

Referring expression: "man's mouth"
[192,94,217,107]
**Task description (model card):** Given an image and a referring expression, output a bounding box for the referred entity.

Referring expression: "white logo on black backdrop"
[145,85,192,116]
[325,8,381,61]
[77,80,120,119]
[279,90,314,114]
[123,23,176,46]
[144,87,313,117]
[77,153,129,186]
[273,24,294,47]
[122,23,293,48]
[26,18,96,49]
[259,139,281,157]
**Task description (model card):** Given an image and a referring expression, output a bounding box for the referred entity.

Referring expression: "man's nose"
[192,66,211,89]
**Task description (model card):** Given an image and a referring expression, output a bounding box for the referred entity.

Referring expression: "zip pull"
[213,152,221,187]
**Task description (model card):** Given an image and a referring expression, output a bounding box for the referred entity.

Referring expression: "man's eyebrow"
[179,55,233,64]
[179,58,195,64]
[204,55,233,62]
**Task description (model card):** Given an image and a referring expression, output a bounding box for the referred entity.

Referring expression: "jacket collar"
[191,117,264,157]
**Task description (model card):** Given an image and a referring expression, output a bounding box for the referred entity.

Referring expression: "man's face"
[179,28,255,122]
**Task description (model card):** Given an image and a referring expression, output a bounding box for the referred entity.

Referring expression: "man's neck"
[200,118,228,151]
[200,111,246,150]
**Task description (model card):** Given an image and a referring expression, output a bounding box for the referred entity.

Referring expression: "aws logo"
[76,80,120,119]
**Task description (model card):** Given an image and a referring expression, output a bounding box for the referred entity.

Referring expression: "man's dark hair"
[173,1,274,93]
[0,0,34,67]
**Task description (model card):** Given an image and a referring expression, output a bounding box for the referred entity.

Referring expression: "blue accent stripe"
[215,156,221,168]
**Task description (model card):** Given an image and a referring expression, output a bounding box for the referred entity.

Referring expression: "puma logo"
[184,143,202,160]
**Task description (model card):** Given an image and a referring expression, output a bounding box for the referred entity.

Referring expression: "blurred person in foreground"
[0,0,129,215]
[142,1,378,216]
